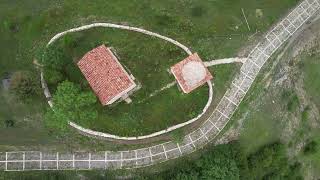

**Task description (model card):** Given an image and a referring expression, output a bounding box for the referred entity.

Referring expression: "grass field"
[301,51,320,111]
[228,32,320,178]
[298,46,320,177]
[239,103,283,154]
[0,0,299,149]
[46,29,210,137]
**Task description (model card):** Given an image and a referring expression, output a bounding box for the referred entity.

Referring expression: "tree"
[43,69,64,85]
[196,143,241,180]
[45,81,97,131]
[41,45,68,71]
[244,142,303,180]
[139,141,303,180]
[169,143,242,180]
[10,71,40,101]
[175,172,199,180]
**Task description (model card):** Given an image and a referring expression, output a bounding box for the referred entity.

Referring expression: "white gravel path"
[204,57,247,67]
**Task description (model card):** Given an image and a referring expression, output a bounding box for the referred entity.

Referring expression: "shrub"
[303,140,318,155]
[44,69,64,85]
[301,106,310,122]
[144,142,303,180]
[282,90,300,112]
[6,22,19,33]
[10,71,40,101]
[245,142,303,179]
[191,6,205,17]
[41,46,68,71]
[4,119,14,128]
[281,89,292,100]
[287,94,300,112]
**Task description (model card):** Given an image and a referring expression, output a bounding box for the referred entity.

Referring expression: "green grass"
[0,0,299,149]
[47,29,210,136]
[296,46,320,177]
[211,53,274,155]
[281,90,300,112]
[229,38,320,177]
[301,106,310,122]
[46,29,241,136]
[239,97,283,155]
[297,131,320,178]
[301,51,320,111]
[224,43,290,155]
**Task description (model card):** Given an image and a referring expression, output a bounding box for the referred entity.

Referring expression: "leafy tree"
[199,159,239,180]
[196,143,241,180]
[9,71,40,101]
[244,142,302,180]
[45,81,97,131]
[175,172,199,180]
[167,143,242,180]
[43,69,64,85]
[144,142,302,180]
[41,46,68,71]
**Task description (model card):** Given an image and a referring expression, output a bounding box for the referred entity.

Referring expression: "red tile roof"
[77,45,136,105]
[171,53,213,93]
